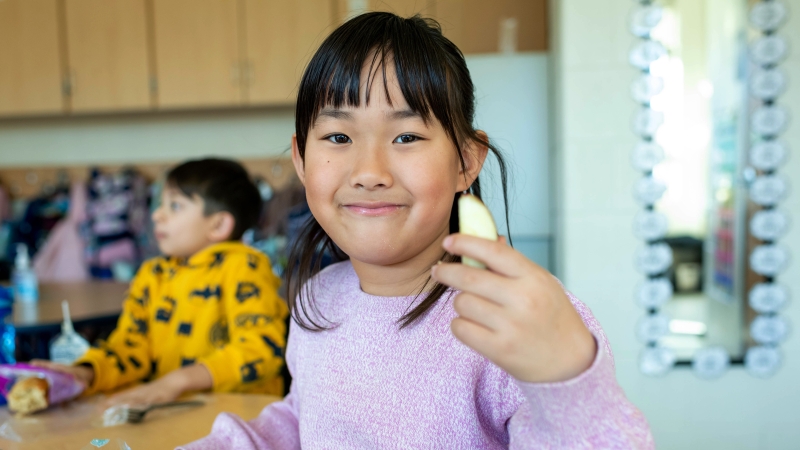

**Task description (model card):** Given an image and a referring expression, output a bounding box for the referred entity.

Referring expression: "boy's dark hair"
[287,12,511,331]
[165,158,261,240]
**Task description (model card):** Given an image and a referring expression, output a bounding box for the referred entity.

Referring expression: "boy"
[35,158,288,405]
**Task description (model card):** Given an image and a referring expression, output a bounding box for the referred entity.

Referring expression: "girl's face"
[292,64,485,269]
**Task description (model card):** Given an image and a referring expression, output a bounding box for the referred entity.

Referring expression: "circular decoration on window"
[749,244,790,276]
[749,283,790,313]
[750,69,787,100]
[631,141,665,171]
[632,108,665,136]
[750,209,790,241]
[635,243,673,275]
[633,176,667,205]
[749,175,789,206]
[630,5,664,37]
[639,347,676,377]
[751,315,790,345]
[751,105,790,136]
[749,140,788,170]
[629,40,668,70]
[750,35,789,66]
[636,277,673,309]
[692,347,730,380]
[749,1,788,32]
[636,313,670,343]
[745,346,781,378]
[631,74,665,103]
[633,211,669,241]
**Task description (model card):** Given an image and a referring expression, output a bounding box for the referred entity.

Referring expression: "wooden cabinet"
[436,0,549,54]
[243,0,335,105]
[63,0,151,112]
[151,0,243,108]
[0,0,64,117]
[336,0,548,54]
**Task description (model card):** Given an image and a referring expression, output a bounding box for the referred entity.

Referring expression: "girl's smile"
[340,201,407,217]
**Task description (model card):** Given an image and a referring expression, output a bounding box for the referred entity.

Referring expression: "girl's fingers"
[450,316,498,359]
[452,292,506,331]
[432,263,514,305]
[443,234,534,278]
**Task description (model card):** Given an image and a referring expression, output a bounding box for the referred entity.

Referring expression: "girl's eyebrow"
[316,108,353,123]
[388,109,422,120]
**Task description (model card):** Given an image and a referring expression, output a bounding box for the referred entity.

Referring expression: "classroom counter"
[0,393,280,449]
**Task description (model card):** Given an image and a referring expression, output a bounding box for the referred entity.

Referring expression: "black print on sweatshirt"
[155,297,177,323]
[131,314,148,335]
[190,285,222,301]
[181,358,196,367]
[128,355,142,369]
[247,254,259,270]
[209,319,229,348]
[235,282,261,303]
[261,335,284,358]
[240,359,263,383]
[133,287,150,308]
[209,252,226,268]
[177,322,193,336]
[235,313,273,328]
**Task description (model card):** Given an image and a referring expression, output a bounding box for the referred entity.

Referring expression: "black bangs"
[295,12,472,155]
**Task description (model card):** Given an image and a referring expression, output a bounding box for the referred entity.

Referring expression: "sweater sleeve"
[196,253,288,392]
[508,292,654,449]
[74,262,154,394]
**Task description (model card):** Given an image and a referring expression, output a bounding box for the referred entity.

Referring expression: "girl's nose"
[152,205,164,223]
[349,144,393,190]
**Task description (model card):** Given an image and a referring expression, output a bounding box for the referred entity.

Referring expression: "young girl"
[183,12,653,449]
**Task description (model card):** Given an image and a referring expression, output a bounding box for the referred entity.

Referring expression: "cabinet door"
[435,0,549,54]
[0,0,63,116]
[152,0,242,108]
[336,0,434,24]
[243,0,334,105]
[64,0,151,112]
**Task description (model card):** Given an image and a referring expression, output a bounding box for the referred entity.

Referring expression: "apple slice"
[458,193,498,269]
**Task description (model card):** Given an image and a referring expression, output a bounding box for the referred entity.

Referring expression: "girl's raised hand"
[431,234,597,384]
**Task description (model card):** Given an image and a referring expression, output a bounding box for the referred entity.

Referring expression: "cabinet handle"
[243,60,254,86]
[231,63,241,85]
[149,76,158,94]
[62,70,76,97]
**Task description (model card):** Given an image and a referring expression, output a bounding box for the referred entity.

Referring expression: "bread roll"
[7,377,49,415]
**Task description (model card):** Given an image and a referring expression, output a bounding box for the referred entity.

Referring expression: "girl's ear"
[291,134,307,186]
[208,211,236,242]
[456,130,490,192]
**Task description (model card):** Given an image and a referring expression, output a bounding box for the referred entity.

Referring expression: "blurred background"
[0,0,797,448]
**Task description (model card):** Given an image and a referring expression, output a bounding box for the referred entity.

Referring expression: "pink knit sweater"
[182,261,653,449]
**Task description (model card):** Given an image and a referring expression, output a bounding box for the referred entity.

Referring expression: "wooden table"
[0,393,280,449]
[12,282,128,330]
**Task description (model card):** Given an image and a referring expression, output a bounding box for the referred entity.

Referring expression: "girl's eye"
[394,134,420,144]
[326,134,351,144]
[170,201,181,211]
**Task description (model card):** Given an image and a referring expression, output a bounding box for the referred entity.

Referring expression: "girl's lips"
[342,202,404,217]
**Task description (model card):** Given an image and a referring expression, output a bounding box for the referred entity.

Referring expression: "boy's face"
[152,187,228,258]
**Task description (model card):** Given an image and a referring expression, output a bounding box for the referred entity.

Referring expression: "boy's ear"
[208,211,236,242]
[456,130,490,192]
[291,134,306,186]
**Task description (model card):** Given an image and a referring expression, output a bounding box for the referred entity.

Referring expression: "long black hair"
[287,12,511,331]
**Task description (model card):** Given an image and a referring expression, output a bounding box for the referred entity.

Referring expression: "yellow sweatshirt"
[76,241,288,396]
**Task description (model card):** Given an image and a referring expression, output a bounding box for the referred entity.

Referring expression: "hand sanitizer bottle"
[12,243,39,303]
[50,300,91,364]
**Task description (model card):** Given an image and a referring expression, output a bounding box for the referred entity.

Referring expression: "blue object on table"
[0,286,16,364]
[0,286,14,405]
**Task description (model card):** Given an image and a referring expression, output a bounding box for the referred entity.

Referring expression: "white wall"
[0,109,296,167]
[553,0,800,449]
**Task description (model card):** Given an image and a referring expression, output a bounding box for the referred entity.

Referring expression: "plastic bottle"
[50,300,91,364]
[12,243,38,303]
